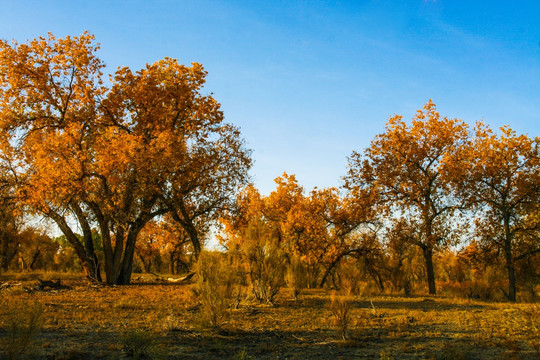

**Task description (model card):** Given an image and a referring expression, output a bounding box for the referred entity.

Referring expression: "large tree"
[345,101,468,294]
[0,33,251,284]
[447,124,540,301]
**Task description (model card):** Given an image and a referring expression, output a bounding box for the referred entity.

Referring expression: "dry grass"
[0,272,539,359]
[330,292,354,340]
[1,300,43,360]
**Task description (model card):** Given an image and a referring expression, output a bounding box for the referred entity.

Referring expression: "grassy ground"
[0,272,538,359]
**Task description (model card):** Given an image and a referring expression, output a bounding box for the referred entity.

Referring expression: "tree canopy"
[0,32,251,284]
[345,100,469,294]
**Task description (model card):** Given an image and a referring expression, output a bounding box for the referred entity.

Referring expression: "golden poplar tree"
[346,101,468,294]
[447,123,540,301]
[0,33,251,284]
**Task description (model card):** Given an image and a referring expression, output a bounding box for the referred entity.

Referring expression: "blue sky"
[2,0,539,194]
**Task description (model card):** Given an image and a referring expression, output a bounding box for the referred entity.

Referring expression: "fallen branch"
[167,272,195,283]
[34,279,70,291]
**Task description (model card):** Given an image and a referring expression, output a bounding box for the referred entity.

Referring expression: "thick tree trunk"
[117,217,148,285]
[98,220,129,284]
[505,252,516,302]
[1,251,14,272]
[0,256,8,272]
[99,221,118,285]
[118,231,138,285]
[87,198,160,285]
[185,222,201,258]
[422,246,437,295]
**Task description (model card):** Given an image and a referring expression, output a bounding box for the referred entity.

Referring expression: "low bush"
[1,301,43,360]
[285,255,308,301]
[119,328,159,360]
[330,291,354,340]
[195,251,239,327]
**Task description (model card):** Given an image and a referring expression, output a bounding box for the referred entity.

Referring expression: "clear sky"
[1,0,539,195]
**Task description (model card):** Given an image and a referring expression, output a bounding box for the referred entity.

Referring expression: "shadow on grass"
[286,294,487,313]
[22,322,514,360]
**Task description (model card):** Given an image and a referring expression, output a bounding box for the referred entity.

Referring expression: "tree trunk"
[28,248,41,270]
[370,268,385,292]
[176,257,189,274]
[1,251,12,272]
[118,222,145,285]
[101,223,120,285]
[422,246,437,295]
[136,250,151,273]
[0,233,18,272]
[170,203,201,258]
[505,253,517,302]
[49,210,102,283]
[169,251,176,275]
[503,214,516,301]
[71,202,102,282]
[185,222,201,258]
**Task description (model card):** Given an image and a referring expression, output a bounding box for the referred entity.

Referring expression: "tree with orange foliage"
[220,173,378,289]
[161,122,251,257]
[218,183,285,302]
[137,214,205,275]
[447,124,540,301]
[346,101,469,294]
[0,33,251,284]
[218,183,266,250]
[282,185,379,288]
[16,228,60,271]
